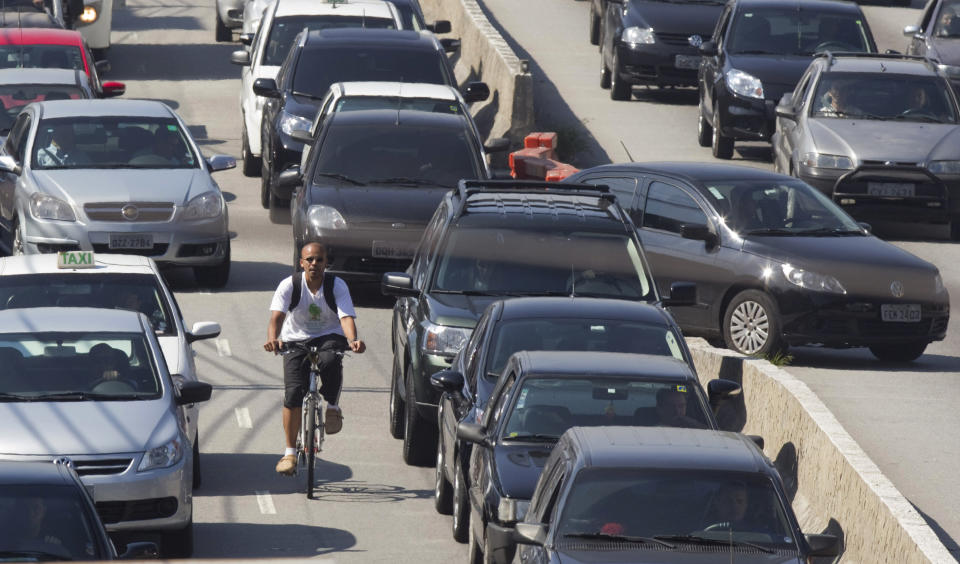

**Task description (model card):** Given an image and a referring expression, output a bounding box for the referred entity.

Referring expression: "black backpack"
[287,271,338,314]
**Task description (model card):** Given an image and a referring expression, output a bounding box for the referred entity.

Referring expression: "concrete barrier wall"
[687,339,953,563]
[419,0,534,146]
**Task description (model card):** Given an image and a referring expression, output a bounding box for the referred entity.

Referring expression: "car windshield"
[0,331,161,400]
[702,179,862,235]
[486,318,686,376]
[32,117,198,170]
[335,96,464,115]
[312,120,481,186]
[262,15,397,66]
[500,378,712,440]
[388,2,423,30]
[811,74,957,123]
[0,45,84,71]
[0,273,176,336]
[432,227,654,300]
[0,485,103,561]
[728,10,871,55]
[934,0,960,38]
[0,84,85,133]
[292,46,448,97]
[556,470,796,550]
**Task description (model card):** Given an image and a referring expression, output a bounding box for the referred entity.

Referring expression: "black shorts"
[282,334,348,408]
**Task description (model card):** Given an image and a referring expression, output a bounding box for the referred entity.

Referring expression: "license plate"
[675,54,701,70]
[867,182,915,197]
[372,241,415,259]
[109,233,153,249]
[880,304,921,322]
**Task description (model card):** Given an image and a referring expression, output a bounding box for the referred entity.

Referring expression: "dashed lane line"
[234,407,252,429]
[215,338,232,357]
[255,491,277,514]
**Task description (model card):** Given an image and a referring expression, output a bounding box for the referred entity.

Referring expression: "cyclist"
[264,242,366,475]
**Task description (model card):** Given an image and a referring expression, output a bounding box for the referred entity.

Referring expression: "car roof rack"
[454,179,614,218]
[817,50,934,70]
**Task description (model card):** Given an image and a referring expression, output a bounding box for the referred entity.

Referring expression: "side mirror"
[903,25,920,37]
[381,272,419,297]
[462,81,490,103]
[239,33,254,46]
[679,223,717,245]
[101,81,125,98]
[118,541,159,560]
[0,155,22,175]
[857,221,872,234]
[707,378,742,404]
[289,129,313,144]
[187,321,221,343]
[662,281,696,307]
[252,77,280,98]
[456,421,491,448]
[699,40,718,56]
[775,103,796,120]
[805,533,840,557]
[440,37,461,54]
[94,60,111,74]
[430,369,465,393]
[483,137,510,153]
[230,49,251,66]
[513,522,547,546]
[276,166,302,189]
[206,154,237,172]
[226,7,243,19]
[175,380,213,405]
[429,20,452,34]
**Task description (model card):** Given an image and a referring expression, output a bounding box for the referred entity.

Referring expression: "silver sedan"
[0,99,235,287]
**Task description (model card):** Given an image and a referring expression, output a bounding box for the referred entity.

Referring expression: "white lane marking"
[234,408,252,429]
[215,338,232,357]
[255,491,277,514]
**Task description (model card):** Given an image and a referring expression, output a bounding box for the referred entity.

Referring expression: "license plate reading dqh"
[880,304,921,322]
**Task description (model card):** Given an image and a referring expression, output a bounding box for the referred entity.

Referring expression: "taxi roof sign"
[57,251,95,269]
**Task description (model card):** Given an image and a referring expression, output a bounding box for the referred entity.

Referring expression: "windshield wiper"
[0,550,70,560]
[743,228,795,236]
[734,49,779,55]
[0,391,29,402]
[653,534,774,554]
[314,172,365,186]
[892,114,943,123]
[502,433,559,442]
[29,391,133,401]
[368,177,445,187]
[794,227,864,236]
[430,289,499,295]
[564,532,676,548]
[291,91,324,100]
[500,290,571,297]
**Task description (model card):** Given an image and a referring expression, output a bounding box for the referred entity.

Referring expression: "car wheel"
[600,56,611,89]
[11,217,24,256]
[588,5,600,45]
[609,52,631,101]
[192,433,201,489]
[869,342,927,362]
[452,459,470,543]
[240,120,261,177]
[193,239,231,288]
[162,519,193,559]
[467,512,483,564]
[434,440,453,514]
[697,97,713,147]
[723,289,785,357]
[388,360,405,439]
[215,12,232,42]
[711,101,734,159]
[402,365,436,466]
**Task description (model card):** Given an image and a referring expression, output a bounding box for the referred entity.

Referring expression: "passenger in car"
[655,387,706,429]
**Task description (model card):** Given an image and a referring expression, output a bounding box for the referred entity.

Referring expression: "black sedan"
[696,0,875,158]
[566,163,950,361]
[905,0,960,90]
[430,296,740,543]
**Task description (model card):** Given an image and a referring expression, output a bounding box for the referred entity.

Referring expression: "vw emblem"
[391,222,406,230]
[884,161,895,166]
[121,204,139,221]
[688,34,703,48]
[890,281,904,298]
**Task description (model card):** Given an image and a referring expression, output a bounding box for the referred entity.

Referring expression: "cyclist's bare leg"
[282,406,301,448]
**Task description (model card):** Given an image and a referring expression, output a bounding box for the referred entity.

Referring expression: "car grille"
[858,319,933,337]
[96,497,178,524]
[84,202,175,222]
[92,243,169,257]
[654,31,699,47]
[859,160,921,168]
[73,458,133,476]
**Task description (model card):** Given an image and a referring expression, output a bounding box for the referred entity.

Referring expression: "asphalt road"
[475,0,960,557]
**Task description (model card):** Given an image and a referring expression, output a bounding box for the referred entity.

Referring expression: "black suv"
[381,180,695,467]
[696,0,875,159]
[254,28,489,209]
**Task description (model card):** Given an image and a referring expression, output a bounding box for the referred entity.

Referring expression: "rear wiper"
[314,172,365,186]
[564,532,675,548]
[369,177,445,187]
[653,534,774,554]
[502,433,560,442]
[291,90,324,100]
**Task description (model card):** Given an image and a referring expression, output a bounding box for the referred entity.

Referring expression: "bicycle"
[279,341,346,499]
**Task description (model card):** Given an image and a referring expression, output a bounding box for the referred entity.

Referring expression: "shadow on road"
[196,453,352,497]
[193,522,358,558]
[788,346,960,374]
[162,259,290,292]
[910,502,960,557]
[113,13,204,32]
[108,43,239,81]
[631,86,698,106]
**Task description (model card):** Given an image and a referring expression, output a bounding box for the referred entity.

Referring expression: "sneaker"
[275,454,296,475]
[325,407,344,434]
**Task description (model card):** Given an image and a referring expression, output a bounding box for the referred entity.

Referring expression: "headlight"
[928,160,960,175]
[935,273,946,294]
[138,436,183,471]
[79,5,98,23]
[279,111,312,136]
[307,205,346,230]
[725,68,764,99]
[422,320,471,356]
[30,193,75,221]
[800,152,853,170]
[182,191,222,220]
[497,498,531,523]
[781,264,846,294]
[622,26,654,45]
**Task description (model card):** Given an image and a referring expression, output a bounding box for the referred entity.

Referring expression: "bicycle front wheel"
[304,395,318,499]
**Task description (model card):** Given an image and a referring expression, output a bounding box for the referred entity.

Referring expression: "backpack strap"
[323,272,338,314]
[287,271,302,312]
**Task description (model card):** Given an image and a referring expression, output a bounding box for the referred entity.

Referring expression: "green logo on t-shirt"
[308,304,322,320]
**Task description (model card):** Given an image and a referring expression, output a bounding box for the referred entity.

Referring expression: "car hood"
[493,442,553,499]
[625,1,722,35]
[0,399,175,455]
[157,336,185,376]
[309,184,447,228]
[554,549,800,564]
[930,38,960,64]
[727,55,812,100]
[33,169,210,206]
[807,119,960,162]
[286,93,322,119]
[424,292,497,328]
[741,235,942,300]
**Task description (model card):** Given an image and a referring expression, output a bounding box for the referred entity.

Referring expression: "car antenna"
[619,139,635,163]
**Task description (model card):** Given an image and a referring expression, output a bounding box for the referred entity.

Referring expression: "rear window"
[0,84,85,133]
[335,96,463,115]
[262,15,397,66]
[0,45,84,71]
[292,46,448,96]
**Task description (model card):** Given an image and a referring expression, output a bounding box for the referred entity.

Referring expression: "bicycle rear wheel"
[304,396,318,499]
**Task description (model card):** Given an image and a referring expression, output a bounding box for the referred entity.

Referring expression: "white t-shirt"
[269,275,357,342]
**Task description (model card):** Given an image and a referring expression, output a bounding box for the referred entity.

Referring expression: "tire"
[588,6,600,45]
[260,160,272,209]
[434,440,453,515]
[697,97,713,147]
[162,520,193,559]
[452,459,470,543]
[388,360,405,439]
[192,434,201,489]
[467,513,483,564]
[305,395,317,499]
[240,120,261,177]
[609,52,631,101]
[711,102,734,159]
[402,366,436,466]
[193,239,231,288]
[869,342,927,362]
[723,290,784,357]
[215,12,232,42]
[600,57,611,89]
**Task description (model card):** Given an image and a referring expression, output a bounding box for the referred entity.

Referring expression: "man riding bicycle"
[264,242,366,475]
